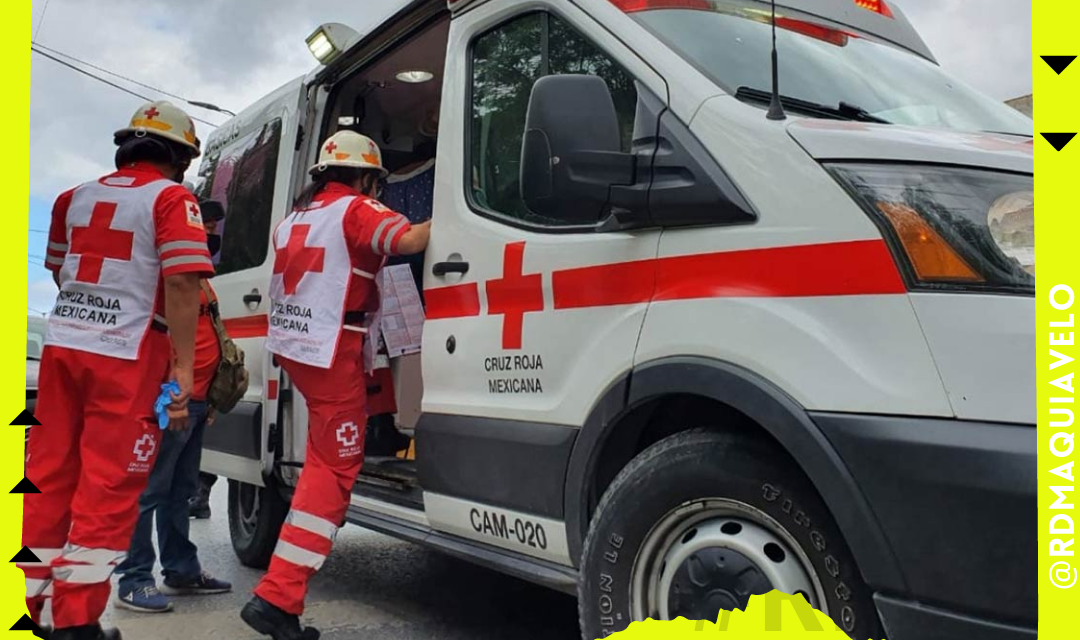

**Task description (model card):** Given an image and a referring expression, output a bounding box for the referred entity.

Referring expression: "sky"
[26,0,1033,316]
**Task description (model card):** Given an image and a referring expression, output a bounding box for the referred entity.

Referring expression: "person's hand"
[168,363,194,431]
[206,407,217,427]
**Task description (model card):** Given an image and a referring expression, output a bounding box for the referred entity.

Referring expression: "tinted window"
[195,119,283,275]
[470,13,638,225]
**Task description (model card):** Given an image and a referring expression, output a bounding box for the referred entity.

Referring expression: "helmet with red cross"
[114,101,201,159]
[309,131,388,177]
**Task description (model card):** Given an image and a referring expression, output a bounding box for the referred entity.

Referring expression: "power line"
[31,46,220,128]
[32,0,52,43]
[33,42,236,117]
[29,229,47,234]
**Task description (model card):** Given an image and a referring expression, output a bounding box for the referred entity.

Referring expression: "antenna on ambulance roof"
[766,0,787,121]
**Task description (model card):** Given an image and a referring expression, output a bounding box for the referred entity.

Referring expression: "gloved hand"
[155,381,190,431]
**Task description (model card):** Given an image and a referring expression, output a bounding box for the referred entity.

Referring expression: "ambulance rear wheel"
[228,479,288,569]
[577,429,880,640]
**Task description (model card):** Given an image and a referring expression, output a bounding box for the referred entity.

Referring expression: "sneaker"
[162,571,232,595]
[115,585,173,613]
[241,596,320,640]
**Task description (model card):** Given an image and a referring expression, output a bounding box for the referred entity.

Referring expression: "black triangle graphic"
[11,477,41,494]
[1042,133,1077,151]
[10,410,40,426]
[10,547,41,563]
[10,615,41,632]
[1042,55,1077,74]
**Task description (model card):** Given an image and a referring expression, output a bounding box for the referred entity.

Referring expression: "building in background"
[1006,94,1033,118]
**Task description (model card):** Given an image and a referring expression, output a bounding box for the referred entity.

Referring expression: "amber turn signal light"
[876,202,984,283]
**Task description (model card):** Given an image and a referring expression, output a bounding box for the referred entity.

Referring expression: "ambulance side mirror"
[520,75,641,227]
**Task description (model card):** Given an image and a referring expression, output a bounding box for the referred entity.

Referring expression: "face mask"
[207,234,222,256]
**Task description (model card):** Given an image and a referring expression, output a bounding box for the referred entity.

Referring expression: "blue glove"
[155,381,182,430]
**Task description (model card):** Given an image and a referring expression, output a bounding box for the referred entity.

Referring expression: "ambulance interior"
[318,16,450,492]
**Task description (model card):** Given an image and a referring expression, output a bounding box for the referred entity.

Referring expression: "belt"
[151,314,168,334]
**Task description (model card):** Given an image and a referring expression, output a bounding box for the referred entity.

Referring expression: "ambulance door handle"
[432,261,470,277]
[243,290,263,308]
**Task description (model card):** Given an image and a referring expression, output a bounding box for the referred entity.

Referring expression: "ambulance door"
[198,78,308,486]
[418,1,666,566]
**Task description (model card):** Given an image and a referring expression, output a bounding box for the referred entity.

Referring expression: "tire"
[578,429,881,640]
[228,478,289,569]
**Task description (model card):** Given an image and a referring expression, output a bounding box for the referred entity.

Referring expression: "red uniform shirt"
[193,283,222,402]
[306,182,413,313]
[46,163,215,318]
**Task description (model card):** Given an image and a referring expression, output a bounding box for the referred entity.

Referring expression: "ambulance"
[195,1,1036,638]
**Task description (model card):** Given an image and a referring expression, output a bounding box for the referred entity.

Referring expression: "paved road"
[99,489,581,639]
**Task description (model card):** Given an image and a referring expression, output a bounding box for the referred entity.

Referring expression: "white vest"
[46,176,173,360]
[267,197,356,369]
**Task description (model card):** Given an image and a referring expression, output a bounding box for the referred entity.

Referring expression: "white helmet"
[310,131,387,177]
[115,101,201,158]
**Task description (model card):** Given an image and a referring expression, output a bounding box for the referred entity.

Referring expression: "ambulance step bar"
[345,503,578,595]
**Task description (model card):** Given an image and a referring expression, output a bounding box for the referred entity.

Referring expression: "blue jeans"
[117,401,208,591]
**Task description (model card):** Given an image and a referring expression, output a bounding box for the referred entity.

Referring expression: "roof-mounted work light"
[306,23,362,65]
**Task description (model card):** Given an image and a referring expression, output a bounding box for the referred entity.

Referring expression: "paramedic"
[22,101,212,640]
[114,201,232,614]
[241,131,430,640]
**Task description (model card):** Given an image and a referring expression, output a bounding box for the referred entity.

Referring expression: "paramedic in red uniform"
[21,101,212,640]
[241,131,430,640]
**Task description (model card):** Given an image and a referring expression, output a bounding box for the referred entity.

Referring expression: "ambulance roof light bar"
[306,23,363,65]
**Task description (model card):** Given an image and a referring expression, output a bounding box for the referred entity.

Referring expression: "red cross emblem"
[144,107,160,120]
[325,141,338,155]
[133,434,156,463]
[69,202,135,284]
[273,225,325,295]
[486,242,544,350]
[336,421,360,448]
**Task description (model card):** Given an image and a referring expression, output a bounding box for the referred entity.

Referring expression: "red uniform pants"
[21,333,170,628]
[254,331,367,614]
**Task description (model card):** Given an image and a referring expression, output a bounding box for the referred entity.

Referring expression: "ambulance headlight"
[828,163,1034,293]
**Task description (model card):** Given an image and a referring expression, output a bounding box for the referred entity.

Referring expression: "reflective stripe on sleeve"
[342,325,368,334]
[287,510,339,542]
[382,219,408,255]
[273,540,327,570]
[48,241,69,252]
[352,268,376,280]
[162,255,213,270]
[159,240,209,254]
[45,255,64,267]
[370,219,394,255]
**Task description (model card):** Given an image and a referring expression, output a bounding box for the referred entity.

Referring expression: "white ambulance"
[196,1,1036,638]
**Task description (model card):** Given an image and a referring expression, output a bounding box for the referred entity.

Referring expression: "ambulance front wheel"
[577,429,881,640]
[228,478,289,569]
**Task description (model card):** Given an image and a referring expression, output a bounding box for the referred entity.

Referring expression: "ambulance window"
[470,13,638,226]
[194,118,283,275]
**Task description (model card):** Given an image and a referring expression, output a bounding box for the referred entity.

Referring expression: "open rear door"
[197,77,308,487]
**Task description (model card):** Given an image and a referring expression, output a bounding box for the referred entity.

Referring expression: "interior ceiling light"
[396,70,435,84]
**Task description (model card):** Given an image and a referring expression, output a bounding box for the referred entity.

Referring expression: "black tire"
[578,429,881,640]
[228,478,289,569]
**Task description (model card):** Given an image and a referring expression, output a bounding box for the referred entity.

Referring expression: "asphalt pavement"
[98,488,581,639]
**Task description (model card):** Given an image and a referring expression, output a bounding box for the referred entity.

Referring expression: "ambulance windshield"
[630,2,1032,136]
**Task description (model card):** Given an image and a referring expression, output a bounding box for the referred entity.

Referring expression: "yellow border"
[5,0,33,636]
[1035,0,1079,637]
[7,1,1060,638]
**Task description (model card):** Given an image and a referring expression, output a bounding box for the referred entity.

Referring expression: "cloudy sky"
[26,0,1032,315]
